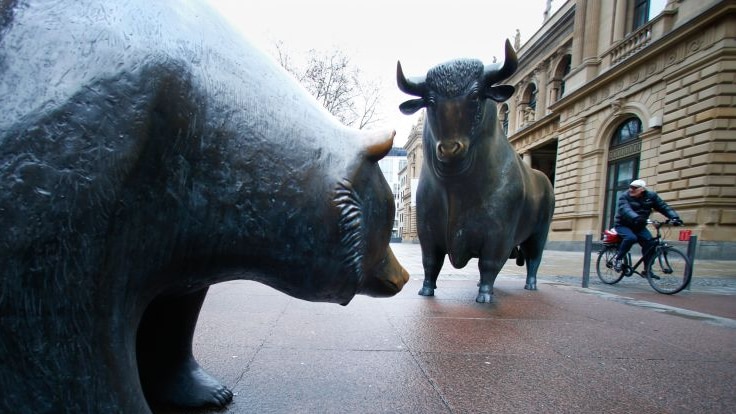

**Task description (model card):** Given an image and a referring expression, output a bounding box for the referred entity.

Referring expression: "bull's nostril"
[438,142,463,157]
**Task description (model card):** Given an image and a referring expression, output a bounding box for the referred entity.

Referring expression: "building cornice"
[549,1,736,113]
[508,112,560,145]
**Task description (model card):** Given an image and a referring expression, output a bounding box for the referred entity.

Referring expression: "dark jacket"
[614,189,679,230]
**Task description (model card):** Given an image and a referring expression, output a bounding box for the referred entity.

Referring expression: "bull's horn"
[483,39,518,86]
[362,129,396,162]
[396,61,426,97]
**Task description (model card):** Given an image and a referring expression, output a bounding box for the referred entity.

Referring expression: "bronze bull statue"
[397,40,555,303]
[0,0,409,412]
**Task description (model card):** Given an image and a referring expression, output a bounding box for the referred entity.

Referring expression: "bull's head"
[396,39,517,164]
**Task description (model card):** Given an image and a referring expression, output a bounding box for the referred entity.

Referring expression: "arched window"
[528,84,537,111]
[554,55,571,101]
[602,117,642,230]
[521,83,537,125]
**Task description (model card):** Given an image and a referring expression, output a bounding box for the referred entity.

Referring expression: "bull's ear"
[399,98,426,115]
[485,85,515,102]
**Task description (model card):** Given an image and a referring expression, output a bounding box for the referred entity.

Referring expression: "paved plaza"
[159,243,736,413]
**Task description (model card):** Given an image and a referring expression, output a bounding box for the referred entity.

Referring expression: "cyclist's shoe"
[641,267,661,280]
[613,258,623,272]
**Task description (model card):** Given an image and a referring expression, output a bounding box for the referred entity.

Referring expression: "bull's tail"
[509,246,525,267]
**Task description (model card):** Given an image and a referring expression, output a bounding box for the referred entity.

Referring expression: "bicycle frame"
[613,218,669,261]
[621,253,645,277]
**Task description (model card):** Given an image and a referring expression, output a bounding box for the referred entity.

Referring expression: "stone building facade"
[397,113,424,243]
[401,0,735,258]
[377,147,407,241]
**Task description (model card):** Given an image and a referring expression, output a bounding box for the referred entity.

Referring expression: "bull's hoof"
[524,283,537,291]
[418,286,435,296]
[475,292,493,303]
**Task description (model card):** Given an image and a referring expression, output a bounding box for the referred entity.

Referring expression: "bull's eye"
[426,94,436,107]
[468,88,480,102]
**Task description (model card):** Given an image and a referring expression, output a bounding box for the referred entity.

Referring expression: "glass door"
[603,118,642,231]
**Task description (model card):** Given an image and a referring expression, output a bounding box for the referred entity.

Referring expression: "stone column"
[582,0,601,62]
[537,63,549,116]
[571,0,586,67]
[516,93,526,130]
[613,0,627,41]
[507,97,517,135]
[522,152,532,166]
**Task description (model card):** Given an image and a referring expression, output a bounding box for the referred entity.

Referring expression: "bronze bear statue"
[0,0,408,412]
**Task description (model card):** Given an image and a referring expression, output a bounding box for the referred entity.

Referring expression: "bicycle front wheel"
[647,246,691,294]
[596,246,624,285]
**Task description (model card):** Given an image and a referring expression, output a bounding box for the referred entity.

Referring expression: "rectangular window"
[632,0,649,30]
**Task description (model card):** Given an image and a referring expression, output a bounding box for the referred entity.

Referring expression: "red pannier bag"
[602,229,621,244]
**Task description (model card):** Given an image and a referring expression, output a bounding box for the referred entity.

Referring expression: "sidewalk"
[388,243,736,320]
[161,243,736,414]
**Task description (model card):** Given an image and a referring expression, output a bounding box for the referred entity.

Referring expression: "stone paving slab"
[156,244,736,413]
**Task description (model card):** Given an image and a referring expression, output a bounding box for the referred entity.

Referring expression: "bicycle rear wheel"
[596,246,624,284]
[647,246,691,294]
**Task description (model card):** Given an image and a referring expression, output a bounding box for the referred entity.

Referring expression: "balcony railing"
[609,21,653,65]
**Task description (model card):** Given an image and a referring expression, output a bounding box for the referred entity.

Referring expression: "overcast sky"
[206,0,564,146]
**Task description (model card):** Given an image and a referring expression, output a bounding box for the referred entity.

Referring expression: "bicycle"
[595,219,692,294]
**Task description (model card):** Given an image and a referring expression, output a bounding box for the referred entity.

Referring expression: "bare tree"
[273,41,298,77]
[272,41,381,129]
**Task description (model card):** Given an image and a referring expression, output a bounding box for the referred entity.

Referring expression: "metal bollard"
[582,233,593,288]
[685,235,697,290]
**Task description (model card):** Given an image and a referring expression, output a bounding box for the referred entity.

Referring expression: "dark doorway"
[531,140,558,186]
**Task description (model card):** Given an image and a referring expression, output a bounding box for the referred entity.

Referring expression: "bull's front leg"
[419,248,445,296]
[477,258,504,303]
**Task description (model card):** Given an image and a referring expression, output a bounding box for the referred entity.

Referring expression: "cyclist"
[613,179,683,272]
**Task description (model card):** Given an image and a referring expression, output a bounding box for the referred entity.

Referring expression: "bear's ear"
[485,85,515,102]
[399,98,426,115]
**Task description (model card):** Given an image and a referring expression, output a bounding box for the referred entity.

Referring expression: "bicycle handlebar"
[647,218,681,228]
